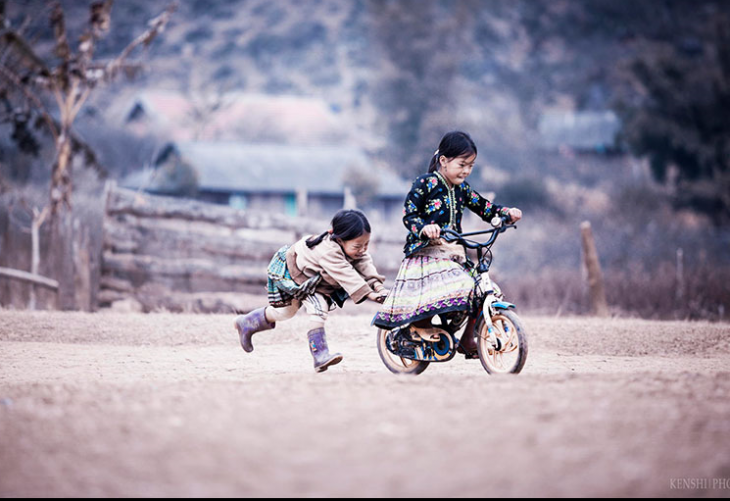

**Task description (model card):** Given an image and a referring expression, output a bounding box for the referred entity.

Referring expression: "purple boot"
[307,327,343,373]
[235,307,275,352]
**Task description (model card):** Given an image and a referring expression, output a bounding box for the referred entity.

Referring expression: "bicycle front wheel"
[476,309,528,374]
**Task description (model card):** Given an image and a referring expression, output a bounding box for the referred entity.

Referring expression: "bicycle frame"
[442,221,517,345]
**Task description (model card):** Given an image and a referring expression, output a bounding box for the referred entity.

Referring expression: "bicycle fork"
[476,271,515,349]
[475,271,499,348]
[480,300,499,349]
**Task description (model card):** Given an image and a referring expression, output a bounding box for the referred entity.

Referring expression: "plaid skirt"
[265,245,348,309]
[371,254,475,330]
[266,245,297,307]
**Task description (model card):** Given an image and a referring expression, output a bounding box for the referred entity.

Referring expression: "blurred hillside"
[1,0,728,319]
[2,1,727,183]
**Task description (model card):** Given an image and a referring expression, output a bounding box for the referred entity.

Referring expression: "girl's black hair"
[306,209,371,248]
[427,131,478,173]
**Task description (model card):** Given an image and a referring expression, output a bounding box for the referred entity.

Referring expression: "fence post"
[675,247,684,302]
[29,206,50,310]
[580,221,609,317]
[296,187,308,217]
[48,210,76,310]
[343,186,357,210]
[73,217,92,312]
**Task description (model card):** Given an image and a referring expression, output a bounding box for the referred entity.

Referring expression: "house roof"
[122,90,347,143]
[122,142,410,198]
[538,110,621,151]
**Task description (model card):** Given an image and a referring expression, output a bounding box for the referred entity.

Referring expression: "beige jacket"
[286,234,385,304]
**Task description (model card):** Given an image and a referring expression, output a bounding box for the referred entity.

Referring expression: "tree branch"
[0,63,58,140]
[0,30,51,75]
[89,0,114,39]
[50,2,71,64]
[70,129,107,179]
[103,2,176,82]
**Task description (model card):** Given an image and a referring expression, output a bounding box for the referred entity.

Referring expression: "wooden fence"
[100,183,403,313]
[0,199,95,311]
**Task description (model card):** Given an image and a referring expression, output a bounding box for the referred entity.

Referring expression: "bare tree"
[183,67,236,141]
[0,0,176,219]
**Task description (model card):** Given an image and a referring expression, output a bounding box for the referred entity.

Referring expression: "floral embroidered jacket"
[402,171,508,257]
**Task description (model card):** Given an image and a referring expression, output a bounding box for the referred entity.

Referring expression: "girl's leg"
[264,301,301,323]
[236,300,302,353]
[300,293,328,330]
[301,293,343,372]
[457,316,478,358]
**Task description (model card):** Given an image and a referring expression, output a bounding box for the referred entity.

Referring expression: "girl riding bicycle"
[372,131,522,357]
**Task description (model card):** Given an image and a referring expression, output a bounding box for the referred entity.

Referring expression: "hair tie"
[433,149,439,156]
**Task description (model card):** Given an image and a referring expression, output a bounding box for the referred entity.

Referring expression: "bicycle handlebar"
[440,216,516,249]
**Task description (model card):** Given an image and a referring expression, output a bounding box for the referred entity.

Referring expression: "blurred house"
[122,141,410,221]
[119,90,349,144]
[115,90,408,220]
[538,110,622,154]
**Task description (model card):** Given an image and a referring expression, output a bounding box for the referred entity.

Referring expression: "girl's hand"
[421,224,441,241]
[368,290,388,303]
[507,207,522,223]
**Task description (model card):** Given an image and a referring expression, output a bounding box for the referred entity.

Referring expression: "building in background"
[538,110,622,155]
[115,90,408,220]
[119,90,350,144]
[122,141,409,221]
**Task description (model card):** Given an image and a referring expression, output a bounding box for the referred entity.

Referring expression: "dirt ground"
[1,305,730,498]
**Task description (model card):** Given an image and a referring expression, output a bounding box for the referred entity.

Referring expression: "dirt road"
[1,308,729,497]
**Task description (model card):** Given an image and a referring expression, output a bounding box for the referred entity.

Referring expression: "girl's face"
[439,153,476,186]
[338,232,370,259]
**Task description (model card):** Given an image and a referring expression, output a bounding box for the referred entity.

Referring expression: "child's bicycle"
[376,216,528,375]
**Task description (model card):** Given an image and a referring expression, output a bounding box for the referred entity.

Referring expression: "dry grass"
[506,265,730,322]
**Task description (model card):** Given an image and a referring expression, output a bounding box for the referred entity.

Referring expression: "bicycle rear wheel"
[376,328,430,375]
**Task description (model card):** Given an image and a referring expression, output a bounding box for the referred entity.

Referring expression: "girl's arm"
[352,254,386,292]
[403,176,432,242]
[353,254,388,302]
[463,183,510,222]
[318,251,373,304]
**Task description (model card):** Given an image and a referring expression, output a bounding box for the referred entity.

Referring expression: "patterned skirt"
[371,254,475,330]
[266,244,296,307]
[266,244,347,310]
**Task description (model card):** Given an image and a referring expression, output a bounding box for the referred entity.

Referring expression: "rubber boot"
[307,327,343,373]
[235,307,275,352]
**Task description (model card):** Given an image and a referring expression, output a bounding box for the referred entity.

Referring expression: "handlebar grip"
[440,228,460,242]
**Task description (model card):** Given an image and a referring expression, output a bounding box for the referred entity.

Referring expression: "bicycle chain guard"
[387,326,457,362]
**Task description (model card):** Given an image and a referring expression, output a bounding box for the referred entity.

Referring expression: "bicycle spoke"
[494,351,506,370]
[501,321,518,352]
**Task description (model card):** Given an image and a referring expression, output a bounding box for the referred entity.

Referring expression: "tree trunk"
[50,130,73,215]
